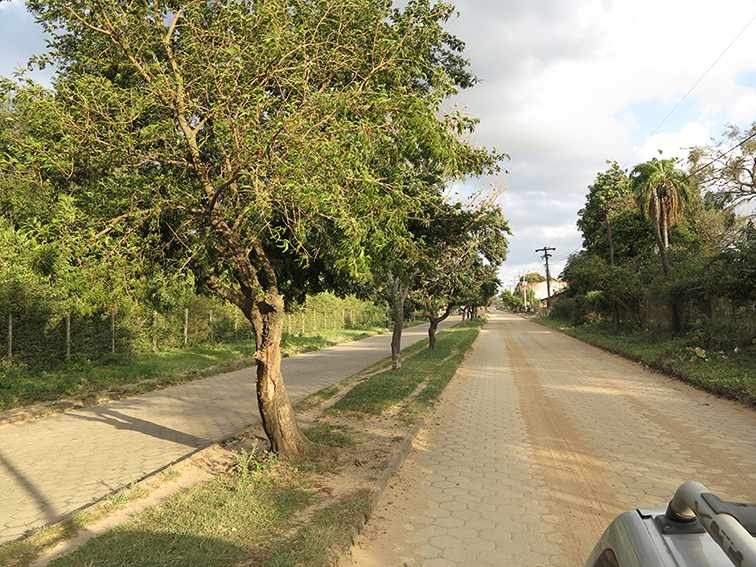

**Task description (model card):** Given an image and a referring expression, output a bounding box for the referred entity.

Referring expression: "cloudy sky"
[2,0,756,288]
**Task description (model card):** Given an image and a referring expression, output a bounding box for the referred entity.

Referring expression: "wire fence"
[0,292,390,367]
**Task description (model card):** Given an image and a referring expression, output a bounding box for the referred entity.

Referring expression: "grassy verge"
[6,320,482,567]
[535,317,756,406]
[0,327,388,413]
[332,320,483,416]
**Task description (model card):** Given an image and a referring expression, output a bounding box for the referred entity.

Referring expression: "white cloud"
[636,122,713,162]
[445,0,756,288]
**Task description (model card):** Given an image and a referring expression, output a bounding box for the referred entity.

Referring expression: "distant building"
[517,278,567,311]
[529,279,567,302]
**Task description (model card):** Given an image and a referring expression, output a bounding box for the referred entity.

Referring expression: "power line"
[690,128,756,177]
[648,12,756,138]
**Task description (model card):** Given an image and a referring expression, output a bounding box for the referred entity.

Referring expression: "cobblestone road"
[350,313,756,566]
[0,320,455,544]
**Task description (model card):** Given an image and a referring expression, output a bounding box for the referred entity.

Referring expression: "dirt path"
[349,313,756,566]
[0,319,456,545]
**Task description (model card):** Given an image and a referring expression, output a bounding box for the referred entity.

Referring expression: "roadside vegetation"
[1,0,509,458]
[332,321,483,415]
[504,134,756,406]
[0,321,483,567]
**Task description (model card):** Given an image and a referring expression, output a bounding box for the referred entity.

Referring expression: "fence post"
[7,313,12,364]
[111,308,116,354]
[209,310,214,343]
[286,313,291,336]
[300,312,305,335]
[184,308,189,347]
[65,312,71,361]
[152,311,158,352]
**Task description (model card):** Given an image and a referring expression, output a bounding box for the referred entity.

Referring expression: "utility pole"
[535,246,557,308]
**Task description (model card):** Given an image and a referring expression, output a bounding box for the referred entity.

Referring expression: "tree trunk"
[606,216,615,266]
[427,319,438,350]
[655,222,670,277]
[253,293,310,460]
[389,276,409,370]
[426,303,451,350]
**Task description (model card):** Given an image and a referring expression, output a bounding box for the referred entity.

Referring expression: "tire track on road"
[505,333,621,565]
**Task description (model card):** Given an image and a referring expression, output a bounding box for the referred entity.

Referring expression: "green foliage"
[577,160,634,257]
[12,0,499,314]
[498,289,524,311]
[521,272,545,283]
[411,198,510,318]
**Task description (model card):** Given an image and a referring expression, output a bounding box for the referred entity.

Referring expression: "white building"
[529,279,567,302]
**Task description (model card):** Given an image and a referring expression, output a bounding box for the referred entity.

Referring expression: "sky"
[2,0,756,289]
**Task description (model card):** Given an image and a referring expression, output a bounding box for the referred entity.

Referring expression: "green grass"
[0,480,151,567]
[40,452,369,567]
[48,455,314,567]
[304,423,355,447]
[0,327,388,412]
[536,317,756,406]
[263,491,371,567]
[331,320,483,416]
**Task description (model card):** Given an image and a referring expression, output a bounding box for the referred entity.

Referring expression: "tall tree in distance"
[578,161,634,327]
[630,157,691,276]
[577,161,633,265]
[630,156,691,331]
[15,0,494,459]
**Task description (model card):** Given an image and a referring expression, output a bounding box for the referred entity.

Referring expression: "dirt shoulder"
[533,316,756,407]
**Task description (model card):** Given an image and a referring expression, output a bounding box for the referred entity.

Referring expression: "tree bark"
[606,216,615,266]
[427,320,438,350]
[252,293,310,460]
[389,276,409,370]
[426,303,451,350]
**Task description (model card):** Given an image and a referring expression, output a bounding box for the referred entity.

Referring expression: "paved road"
[350,313,756,566]
[0,320,456,544]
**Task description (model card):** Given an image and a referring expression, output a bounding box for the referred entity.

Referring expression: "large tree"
[13,0,489,458]
[630,157,692,331]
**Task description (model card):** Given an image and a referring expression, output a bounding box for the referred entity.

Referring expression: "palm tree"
[630,157,691,276]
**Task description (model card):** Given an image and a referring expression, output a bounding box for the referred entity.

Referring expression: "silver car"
[585,482,756,567]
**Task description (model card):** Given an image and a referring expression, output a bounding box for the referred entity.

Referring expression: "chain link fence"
[0,292,389,367]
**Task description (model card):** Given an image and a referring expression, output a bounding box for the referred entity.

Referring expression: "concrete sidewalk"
[0,319,455,544]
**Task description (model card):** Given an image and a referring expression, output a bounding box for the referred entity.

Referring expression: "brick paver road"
[0,320,456,544]
[350,313,756,566]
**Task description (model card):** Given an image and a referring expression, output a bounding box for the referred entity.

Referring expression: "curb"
[338,405,429,567]
[337,319,484,566]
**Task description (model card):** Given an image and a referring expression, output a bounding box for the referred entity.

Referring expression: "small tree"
[690,122,756,212]
[412,200,509,348]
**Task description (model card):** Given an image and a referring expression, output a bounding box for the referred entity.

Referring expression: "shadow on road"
[0,449,58,524]
[70,408,209,448]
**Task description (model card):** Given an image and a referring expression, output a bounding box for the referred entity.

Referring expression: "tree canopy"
[3,0,509,458]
